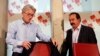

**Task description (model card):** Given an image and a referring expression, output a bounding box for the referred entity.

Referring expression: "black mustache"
[70,23,75,25]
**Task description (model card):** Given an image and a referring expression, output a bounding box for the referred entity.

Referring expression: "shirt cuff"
[17,41,23,46]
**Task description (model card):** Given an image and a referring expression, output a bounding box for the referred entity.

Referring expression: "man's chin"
[72,26,76,29]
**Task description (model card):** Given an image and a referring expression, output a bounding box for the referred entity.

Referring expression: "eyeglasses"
[24,12,34,16]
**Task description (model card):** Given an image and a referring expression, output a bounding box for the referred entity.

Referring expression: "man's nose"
[29,15,33,19]
[70,20,73,23]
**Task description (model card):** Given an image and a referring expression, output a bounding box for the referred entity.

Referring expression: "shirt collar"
[77,23,81,30]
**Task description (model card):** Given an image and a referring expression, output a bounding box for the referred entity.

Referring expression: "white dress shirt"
[72,24,81,43]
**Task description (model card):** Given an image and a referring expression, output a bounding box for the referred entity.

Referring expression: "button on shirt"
[6,19,50,53]
[72,24,81,43]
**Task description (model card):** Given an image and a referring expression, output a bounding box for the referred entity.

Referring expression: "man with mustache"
[61,12,97,56]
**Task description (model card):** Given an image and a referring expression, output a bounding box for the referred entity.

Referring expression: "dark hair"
[69,12,81,21]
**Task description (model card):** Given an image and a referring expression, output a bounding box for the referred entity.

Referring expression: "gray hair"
[22,4,36,13]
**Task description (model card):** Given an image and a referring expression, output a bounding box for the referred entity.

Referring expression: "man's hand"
[22,41,31,50]
[51,38,58,47]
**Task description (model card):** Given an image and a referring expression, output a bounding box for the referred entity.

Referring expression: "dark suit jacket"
[61,25,97,56]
